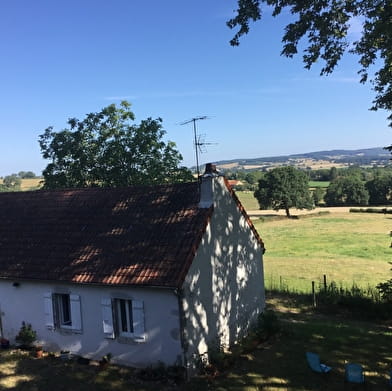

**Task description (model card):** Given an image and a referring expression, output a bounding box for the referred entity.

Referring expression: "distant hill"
[214,147,391,171]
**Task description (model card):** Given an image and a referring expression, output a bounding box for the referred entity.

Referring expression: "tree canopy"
[39,101,193,189]
[227,0,392,144]
[324,176,369,206]
[254,166,313,217]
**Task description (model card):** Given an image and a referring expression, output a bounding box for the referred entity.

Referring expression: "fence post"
[323,274,327,291]
[312,281,316,308]
[280,276,282,291]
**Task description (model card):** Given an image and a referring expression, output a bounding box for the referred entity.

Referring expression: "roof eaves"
[175,206,214,288]
[223,177,265,250]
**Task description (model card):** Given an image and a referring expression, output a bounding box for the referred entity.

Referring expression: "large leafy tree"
[254,166,313,217]
[366,174,392,205]
[227,0,392,147]
[324,176,369,206]
[39,101,193,189]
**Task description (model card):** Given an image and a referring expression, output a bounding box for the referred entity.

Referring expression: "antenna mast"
[180,116,208,177]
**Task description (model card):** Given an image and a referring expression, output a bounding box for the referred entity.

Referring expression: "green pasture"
[236,191,260,210]
[308,180,330,188]
[253,211,391,292]
[235,190,392,291]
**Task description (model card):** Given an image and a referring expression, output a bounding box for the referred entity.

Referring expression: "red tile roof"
[0,183,212,288]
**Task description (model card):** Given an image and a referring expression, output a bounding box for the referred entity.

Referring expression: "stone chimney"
[198,163,220,208]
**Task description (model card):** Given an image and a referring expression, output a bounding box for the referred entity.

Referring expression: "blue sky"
[0,0,390,176]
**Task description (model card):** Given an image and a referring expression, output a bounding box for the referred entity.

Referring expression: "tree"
[3,174,21,190]
[254,166,313,217]
[312,187,325,206]
[366,174,392,205]
[227,0,392,139]
[18,171,36,179]
[324,176,369,206]
[39,101,193,189]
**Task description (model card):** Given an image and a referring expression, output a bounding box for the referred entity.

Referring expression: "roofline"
[175,206,214,288]
[223,177,265,250]
[0,277,179,291]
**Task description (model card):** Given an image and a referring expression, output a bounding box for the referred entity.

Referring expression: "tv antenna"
[180,116,213,177]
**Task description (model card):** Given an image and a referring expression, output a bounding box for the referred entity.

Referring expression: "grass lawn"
[254,212,391,291]
[186,293,392,391]
[1,293,391,390]
[236,191,260,210]
[236,190,392,291]
[308,181,330,188]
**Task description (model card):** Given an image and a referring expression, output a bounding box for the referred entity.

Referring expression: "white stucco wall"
[181,176,265,368]
[0,280,183,367]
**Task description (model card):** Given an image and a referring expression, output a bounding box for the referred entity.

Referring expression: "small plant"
[15,322,37,347]
[101,352,112,363]
[99,352,112,370]
[377,279,392,302]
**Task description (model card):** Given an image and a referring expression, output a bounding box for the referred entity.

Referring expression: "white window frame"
[101,297,145,342]
[116,298,134,337]
[54,293,72,329]
[44,292,82,333]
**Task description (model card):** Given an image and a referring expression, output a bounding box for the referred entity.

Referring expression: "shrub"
[377,279,392,302]
[15,322,37,346]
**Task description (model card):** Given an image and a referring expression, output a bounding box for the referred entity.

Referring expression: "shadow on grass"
[184,291,392,391]
[1,292,391,391]
[0,351,177,391]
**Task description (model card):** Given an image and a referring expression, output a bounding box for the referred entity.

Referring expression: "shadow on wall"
[181,178,265,367]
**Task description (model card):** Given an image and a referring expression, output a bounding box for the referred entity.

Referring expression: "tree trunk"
[285,207,291,218]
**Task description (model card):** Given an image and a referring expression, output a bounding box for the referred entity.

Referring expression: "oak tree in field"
[254,166,313,217]
[366,174,392,205]
[39,101,193,189]
[227,0,392,150]
[324,176,369,206]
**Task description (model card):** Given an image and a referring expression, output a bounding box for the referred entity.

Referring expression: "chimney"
[198,163,220,208]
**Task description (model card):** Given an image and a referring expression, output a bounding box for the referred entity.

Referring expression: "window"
[116,299,134,337]
[54,294,72,328]
[101,298,145,342]
[44,292,82,333]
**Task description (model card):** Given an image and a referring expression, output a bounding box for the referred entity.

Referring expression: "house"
[0,164,265,370]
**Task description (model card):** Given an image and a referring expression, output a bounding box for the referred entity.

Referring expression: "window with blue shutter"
[45,293,82,333]
[102,298,145,342]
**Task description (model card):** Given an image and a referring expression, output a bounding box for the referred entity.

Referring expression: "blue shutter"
[44,292,54,330]
[101,298,115,339]
[70,294,82,333]
[132,300,145,342]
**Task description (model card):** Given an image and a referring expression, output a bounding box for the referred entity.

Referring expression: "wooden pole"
[312,281,316,307]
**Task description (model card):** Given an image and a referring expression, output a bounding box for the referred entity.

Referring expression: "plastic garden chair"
[306,352,332,373]
[345,363,365,384]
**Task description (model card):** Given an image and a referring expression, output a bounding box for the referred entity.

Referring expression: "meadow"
[236,191,392,292]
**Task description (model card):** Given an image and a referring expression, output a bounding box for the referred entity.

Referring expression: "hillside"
[215,147,391,170]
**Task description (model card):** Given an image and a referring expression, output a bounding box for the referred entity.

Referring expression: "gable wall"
[181,176,265,369]
[0,280,182,367]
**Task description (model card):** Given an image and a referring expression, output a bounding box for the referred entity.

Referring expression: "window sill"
[117,335,146,344]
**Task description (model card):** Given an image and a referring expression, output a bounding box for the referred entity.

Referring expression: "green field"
[254,213,391,291]
[236,191,260,210]
[308,180,330,188]
[236,191,392,292]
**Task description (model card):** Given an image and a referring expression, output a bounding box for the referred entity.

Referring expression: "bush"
[15,322,37,346]
[350,208,392,214]
[317,282,392,320]
[377,279,392,302]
